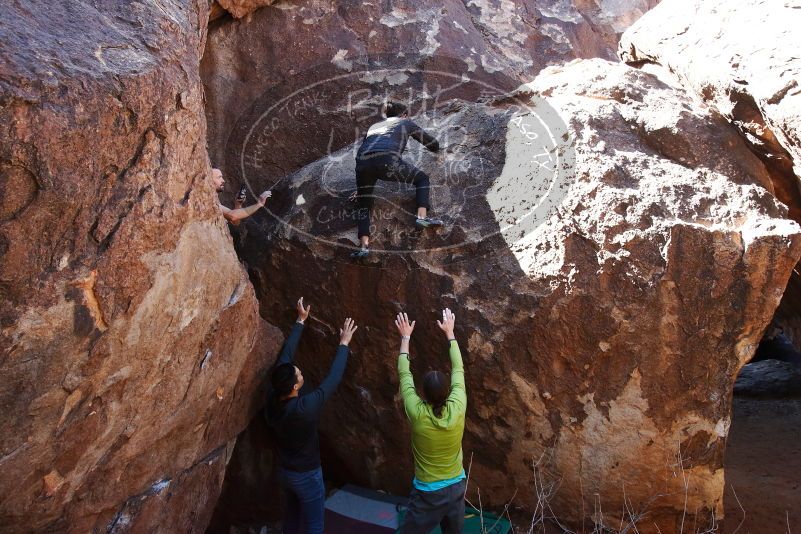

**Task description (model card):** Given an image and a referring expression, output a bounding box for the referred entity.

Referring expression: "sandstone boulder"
[215,0,280,19]
[620,0,801,219]
[0,1,279,531]
[234,59,801,532]
[620,0,801,359]
[201,0,658,196]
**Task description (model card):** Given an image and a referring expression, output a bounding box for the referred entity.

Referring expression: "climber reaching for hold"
[265,297,358,534]
[351,101,444,258]
[395,308,467,533]
[211,167,271,225]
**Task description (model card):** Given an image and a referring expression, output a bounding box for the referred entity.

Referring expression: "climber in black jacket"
[351,101,443,258]
[265,297,358,534]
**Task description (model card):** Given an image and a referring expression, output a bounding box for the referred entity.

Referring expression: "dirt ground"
[723,397,801,533]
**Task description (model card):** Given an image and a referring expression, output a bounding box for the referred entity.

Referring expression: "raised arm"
[438,308,466,413]
[395,312,422,419]
[408,120,440,152]
[301,318,357,412]
[220,191,271,224]
[276,297,311,365]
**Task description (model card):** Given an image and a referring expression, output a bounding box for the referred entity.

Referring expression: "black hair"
[271,363,298,402]
[422,370,449,418]
[384,101,408,118]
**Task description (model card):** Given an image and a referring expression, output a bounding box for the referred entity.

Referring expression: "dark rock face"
[774,272,801,351]
[0,1,280,531]
[232,59,801,532]
[201,0,659,206]
[206,418,282,532]
[734,360,801,398]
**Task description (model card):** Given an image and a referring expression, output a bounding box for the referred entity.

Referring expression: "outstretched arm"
[438,308,466,413]
[396,312,422,419]
[302,318,357,412]
[408,120,440,152]
[277,297,311,365]
[219,191,271,224]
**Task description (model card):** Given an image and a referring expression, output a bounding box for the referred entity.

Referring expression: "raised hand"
[395,312,416,338]
[339,317,358,346]
[258,190,272,205]
[296,297,311,323]
[436,308,456,340]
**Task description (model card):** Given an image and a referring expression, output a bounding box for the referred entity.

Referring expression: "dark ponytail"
[422,370,449,418]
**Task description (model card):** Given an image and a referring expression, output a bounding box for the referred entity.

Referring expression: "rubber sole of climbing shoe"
[415,217,444,228]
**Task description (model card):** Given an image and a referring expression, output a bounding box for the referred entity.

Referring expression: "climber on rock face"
[350,101,443,258]
[265,297,358,534]
[211,167,271,224]
[394,308,467,533]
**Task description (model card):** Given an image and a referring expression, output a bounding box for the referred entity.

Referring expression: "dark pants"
[278,466,325,534]
[355,153,432,238]
[400,479,466,534]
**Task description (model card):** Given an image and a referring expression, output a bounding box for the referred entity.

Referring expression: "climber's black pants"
[354,153,431,238]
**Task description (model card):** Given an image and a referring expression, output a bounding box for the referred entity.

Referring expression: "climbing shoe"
[415,216,444,228]
[350,248,370,258]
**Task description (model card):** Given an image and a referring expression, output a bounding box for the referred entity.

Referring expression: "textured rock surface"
[620,0,801,358]
[733,360,801,398]
[206,418,282,532]
[104,441,236,533]
[201,0,658,196]
[620,0,801,219]
[774,271,801,350]
[0,1,280,531]
[215,0,280,19]
[233,59,801,532]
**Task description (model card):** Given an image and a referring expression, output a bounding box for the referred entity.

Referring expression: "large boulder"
[619,0,801,356]
[733,360,801,398]
[0,1,280,531]
[201,0,658,195]
[235,59,801,532]
[619,0,801,220]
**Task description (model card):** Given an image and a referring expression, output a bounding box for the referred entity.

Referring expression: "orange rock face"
[3,0,799,532]
[0,1,280,531]
[620,0,801,364]
[231,60,801,532]
[216,0,280,19]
